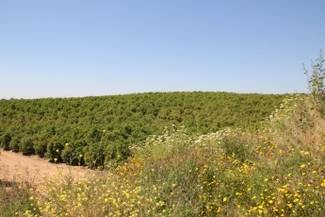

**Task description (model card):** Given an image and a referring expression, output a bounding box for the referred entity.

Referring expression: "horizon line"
[0,89,306,100]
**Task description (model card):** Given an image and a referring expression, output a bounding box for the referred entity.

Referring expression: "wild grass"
[0,180,38,217]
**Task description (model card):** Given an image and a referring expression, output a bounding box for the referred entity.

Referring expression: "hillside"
[2,94,323,217]
[0,92,284,167]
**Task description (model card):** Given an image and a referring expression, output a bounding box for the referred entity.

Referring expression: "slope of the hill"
[0,92,285,167]
[7,94,323,217]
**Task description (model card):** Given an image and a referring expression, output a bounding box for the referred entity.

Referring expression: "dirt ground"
[0,150,99,184]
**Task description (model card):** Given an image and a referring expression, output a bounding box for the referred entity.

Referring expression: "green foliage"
[104,142,131,167]
[34,140,47,158]
[83,142,105,168]
[46,141,64,163]
[0,92,284,167]
[21,138,35,155]
[219,130,256,163]
[0,133,11,150]
[9,137,20,152]
[61,141,85,166]
[304,51,325,112]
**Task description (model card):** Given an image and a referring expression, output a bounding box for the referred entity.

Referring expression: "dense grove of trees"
[0,92,284,168]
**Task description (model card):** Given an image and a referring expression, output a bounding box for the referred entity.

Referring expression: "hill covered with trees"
[0,92,285,167]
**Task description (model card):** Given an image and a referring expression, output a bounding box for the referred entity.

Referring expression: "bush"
[61,142,85,166]
[0,133,11,150]
[46,141,64,163]
[9,137,20,152]
[304,51,325,113]
[219,132,256,162]
[84,142,105,168]
[34,141,47,158]
[104,143,130,167]
[21,138,35,155]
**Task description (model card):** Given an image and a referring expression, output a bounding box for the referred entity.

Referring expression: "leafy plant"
[304,51,325,112]
[0,133,11,150]
[21,138,35,155]
[46,141,64,163]
[9,137,20,152]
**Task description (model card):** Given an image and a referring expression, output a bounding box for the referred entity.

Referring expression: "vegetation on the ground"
[304,51,325,113]
[0,92,284,167]
[18,92,325,217]
[1,54,324,217]
[0,180,38,217]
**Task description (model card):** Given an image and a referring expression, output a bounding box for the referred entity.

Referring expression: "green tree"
[304,51,325,110]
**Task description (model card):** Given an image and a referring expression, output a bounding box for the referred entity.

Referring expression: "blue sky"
[0,0,324,99]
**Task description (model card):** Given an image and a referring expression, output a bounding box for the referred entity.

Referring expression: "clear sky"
[0,0,324,99]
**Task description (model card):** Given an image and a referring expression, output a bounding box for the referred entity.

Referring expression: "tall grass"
[0,180,38,217]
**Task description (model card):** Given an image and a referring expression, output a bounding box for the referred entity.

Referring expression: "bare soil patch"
[0,150,99,184]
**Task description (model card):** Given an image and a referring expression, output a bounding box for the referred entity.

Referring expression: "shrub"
[104,143,131,167]
[61,142,85,166]
[84,142,105,168]
[0,133,11,150]
[34,141,47,158]
[9,137,20,152]
[219,131,256,163]
[46,141,64,163]
[304,51,325,113]
[21,138,35,155]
